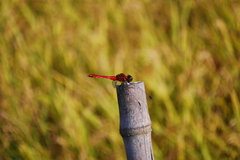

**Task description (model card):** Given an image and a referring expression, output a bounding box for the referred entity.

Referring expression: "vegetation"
[0,0,239,159]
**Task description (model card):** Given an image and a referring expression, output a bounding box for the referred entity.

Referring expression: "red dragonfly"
[87,73,133,85]
[87,73,151,106]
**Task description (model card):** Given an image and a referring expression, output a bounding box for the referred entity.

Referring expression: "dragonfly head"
[126,75,133,83]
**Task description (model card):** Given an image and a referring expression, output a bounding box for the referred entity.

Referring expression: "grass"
[0,0,239,159]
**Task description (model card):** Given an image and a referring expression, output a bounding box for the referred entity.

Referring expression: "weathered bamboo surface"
[116,82,154,160]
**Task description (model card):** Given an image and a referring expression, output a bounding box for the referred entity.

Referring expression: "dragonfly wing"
[112,81,117,88]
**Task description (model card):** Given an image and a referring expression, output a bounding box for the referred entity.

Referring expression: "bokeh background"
[1,0,240,159]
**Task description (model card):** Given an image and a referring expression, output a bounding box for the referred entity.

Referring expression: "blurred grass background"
[0,0,240,159]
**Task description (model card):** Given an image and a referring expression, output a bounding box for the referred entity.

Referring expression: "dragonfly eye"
[126,75,133,83]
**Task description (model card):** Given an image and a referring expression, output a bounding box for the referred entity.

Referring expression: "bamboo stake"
[116,82,154,160]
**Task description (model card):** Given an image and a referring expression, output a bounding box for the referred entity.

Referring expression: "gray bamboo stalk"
[116,82,154,160]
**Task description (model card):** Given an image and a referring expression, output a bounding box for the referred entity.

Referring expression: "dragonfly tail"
[87,74,116,80]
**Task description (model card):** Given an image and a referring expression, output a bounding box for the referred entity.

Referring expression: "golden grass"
[0,0,239,159]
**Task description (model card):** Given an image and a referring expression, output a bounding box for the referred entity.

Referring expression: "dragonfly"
[87,73,151,106]
[87,73,133,86]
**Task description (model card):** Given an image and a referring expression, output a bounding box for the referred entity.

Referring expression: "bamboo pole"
[116,82,154,160]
